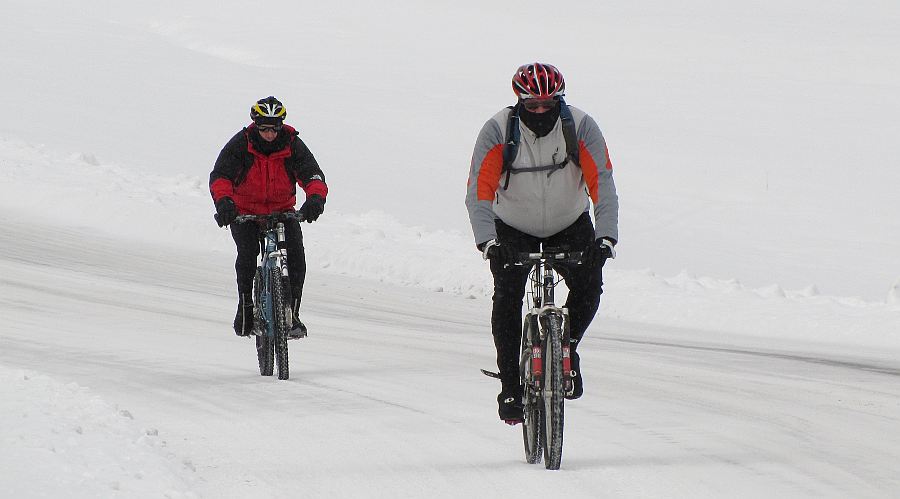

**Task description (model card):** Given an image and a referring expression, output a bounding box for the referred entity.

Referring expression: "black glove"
[583,237,616,266]
[299,194,325,222]
[478,239,520,267]
[215,197,237,227]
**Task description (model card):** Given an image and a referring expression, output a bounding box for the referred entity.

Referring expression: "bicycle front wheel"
[521,314,543,464]
[254,268,274,376]
[271,268,290,380]
[541,312,565,470]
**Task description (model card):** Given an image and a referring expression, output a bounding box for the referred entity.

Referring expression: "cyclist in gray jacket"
[465,63,619,422]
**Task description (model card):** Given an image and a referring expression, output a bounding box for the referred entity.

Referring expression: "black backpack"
[500,97,580,190]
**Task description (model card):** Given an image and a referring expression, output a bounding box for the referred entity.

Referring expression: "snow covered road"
[2,217,899,498]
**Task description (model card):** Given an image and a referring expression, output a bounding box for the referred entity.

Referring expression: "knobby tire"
[271,269,290,380]
[521,314,543,464]
[254,268,274,376]
[542,313,565,470]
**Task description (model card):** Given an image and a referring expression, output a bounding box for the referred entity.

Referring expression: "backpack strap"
[501,104,521,190]
[558,97,580,168]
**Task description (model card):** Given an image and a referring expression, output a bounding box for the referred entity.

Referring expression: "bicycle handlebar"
[214,211,306,226]
[516,250,585,264]
[232,211,306,224]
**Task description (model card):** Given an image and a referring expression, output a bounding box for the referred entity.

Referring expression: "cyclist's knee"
[492,288,525,317]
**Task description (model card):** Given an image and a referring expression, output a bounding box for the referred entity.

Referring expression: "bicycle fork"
[258,224,290,339]
[528,309,573,394]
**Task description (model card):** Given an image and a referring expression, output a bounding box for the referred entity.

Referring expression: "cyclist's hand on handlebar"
[299,194,325,222]
[215,197,237,227]
[478,239,520,267]
[583,237,616,265]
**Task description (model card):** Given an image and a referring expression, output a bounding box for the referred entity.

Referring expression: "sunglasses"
[521,98,559,112]
[257,124,283,133]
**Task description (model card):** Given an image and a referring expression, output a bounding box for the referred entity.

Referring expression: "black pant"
[230,218,306,301]
[490,213,604,391]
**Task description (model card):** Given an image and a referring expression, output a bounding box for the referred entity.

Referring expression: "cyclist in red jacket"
[210,96,328,338]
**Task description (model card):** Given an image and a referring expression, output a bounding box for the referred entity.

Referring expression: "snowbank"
[0,366,197,498]
[1,137,897,353]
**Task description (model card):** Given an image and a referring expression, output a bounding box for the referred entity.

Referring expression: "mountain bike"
[222,211,305,380]
[518,249,582,470]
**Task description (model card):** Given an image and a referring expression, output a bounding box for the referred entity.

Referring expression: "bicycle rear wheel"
[256,336,274,376]
[521,314,543,464]
[253,268,274,376]
[541,312,565,470]
[271,268,290,380]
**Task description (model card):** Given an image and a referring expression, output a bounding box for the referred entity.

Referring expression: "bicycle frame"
[256,221,290,340]
[518,248,582,469]
[231,214,295,335]
[231,211,304,380]
[521,250,578,394]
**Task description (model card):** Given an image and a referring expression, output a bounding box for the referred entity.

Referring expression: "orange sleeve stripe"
[476,144,505,201]
[579,141,600,203]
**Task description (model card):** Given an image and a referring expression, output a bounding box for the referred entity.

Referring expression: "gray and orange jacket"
[465,105,618,245]
[210,124,328,215]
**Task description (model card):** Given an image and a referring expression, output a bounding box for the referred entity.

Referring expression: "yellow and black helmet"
[250,96,287,125]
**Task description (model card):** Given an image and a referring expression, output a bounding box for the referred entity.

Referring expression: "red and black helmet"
[511,63,566,100]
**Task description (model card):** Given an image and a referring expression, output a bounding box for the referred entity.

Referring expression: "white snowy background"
[1,1,898,497]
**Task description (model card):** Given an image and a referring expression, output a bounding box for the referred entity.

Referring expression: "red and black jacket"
[209,124,328,214]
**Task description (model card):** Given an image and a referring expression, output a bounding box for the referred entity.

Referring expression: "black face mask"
[519,103,561,138]
[249,126,289,154]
